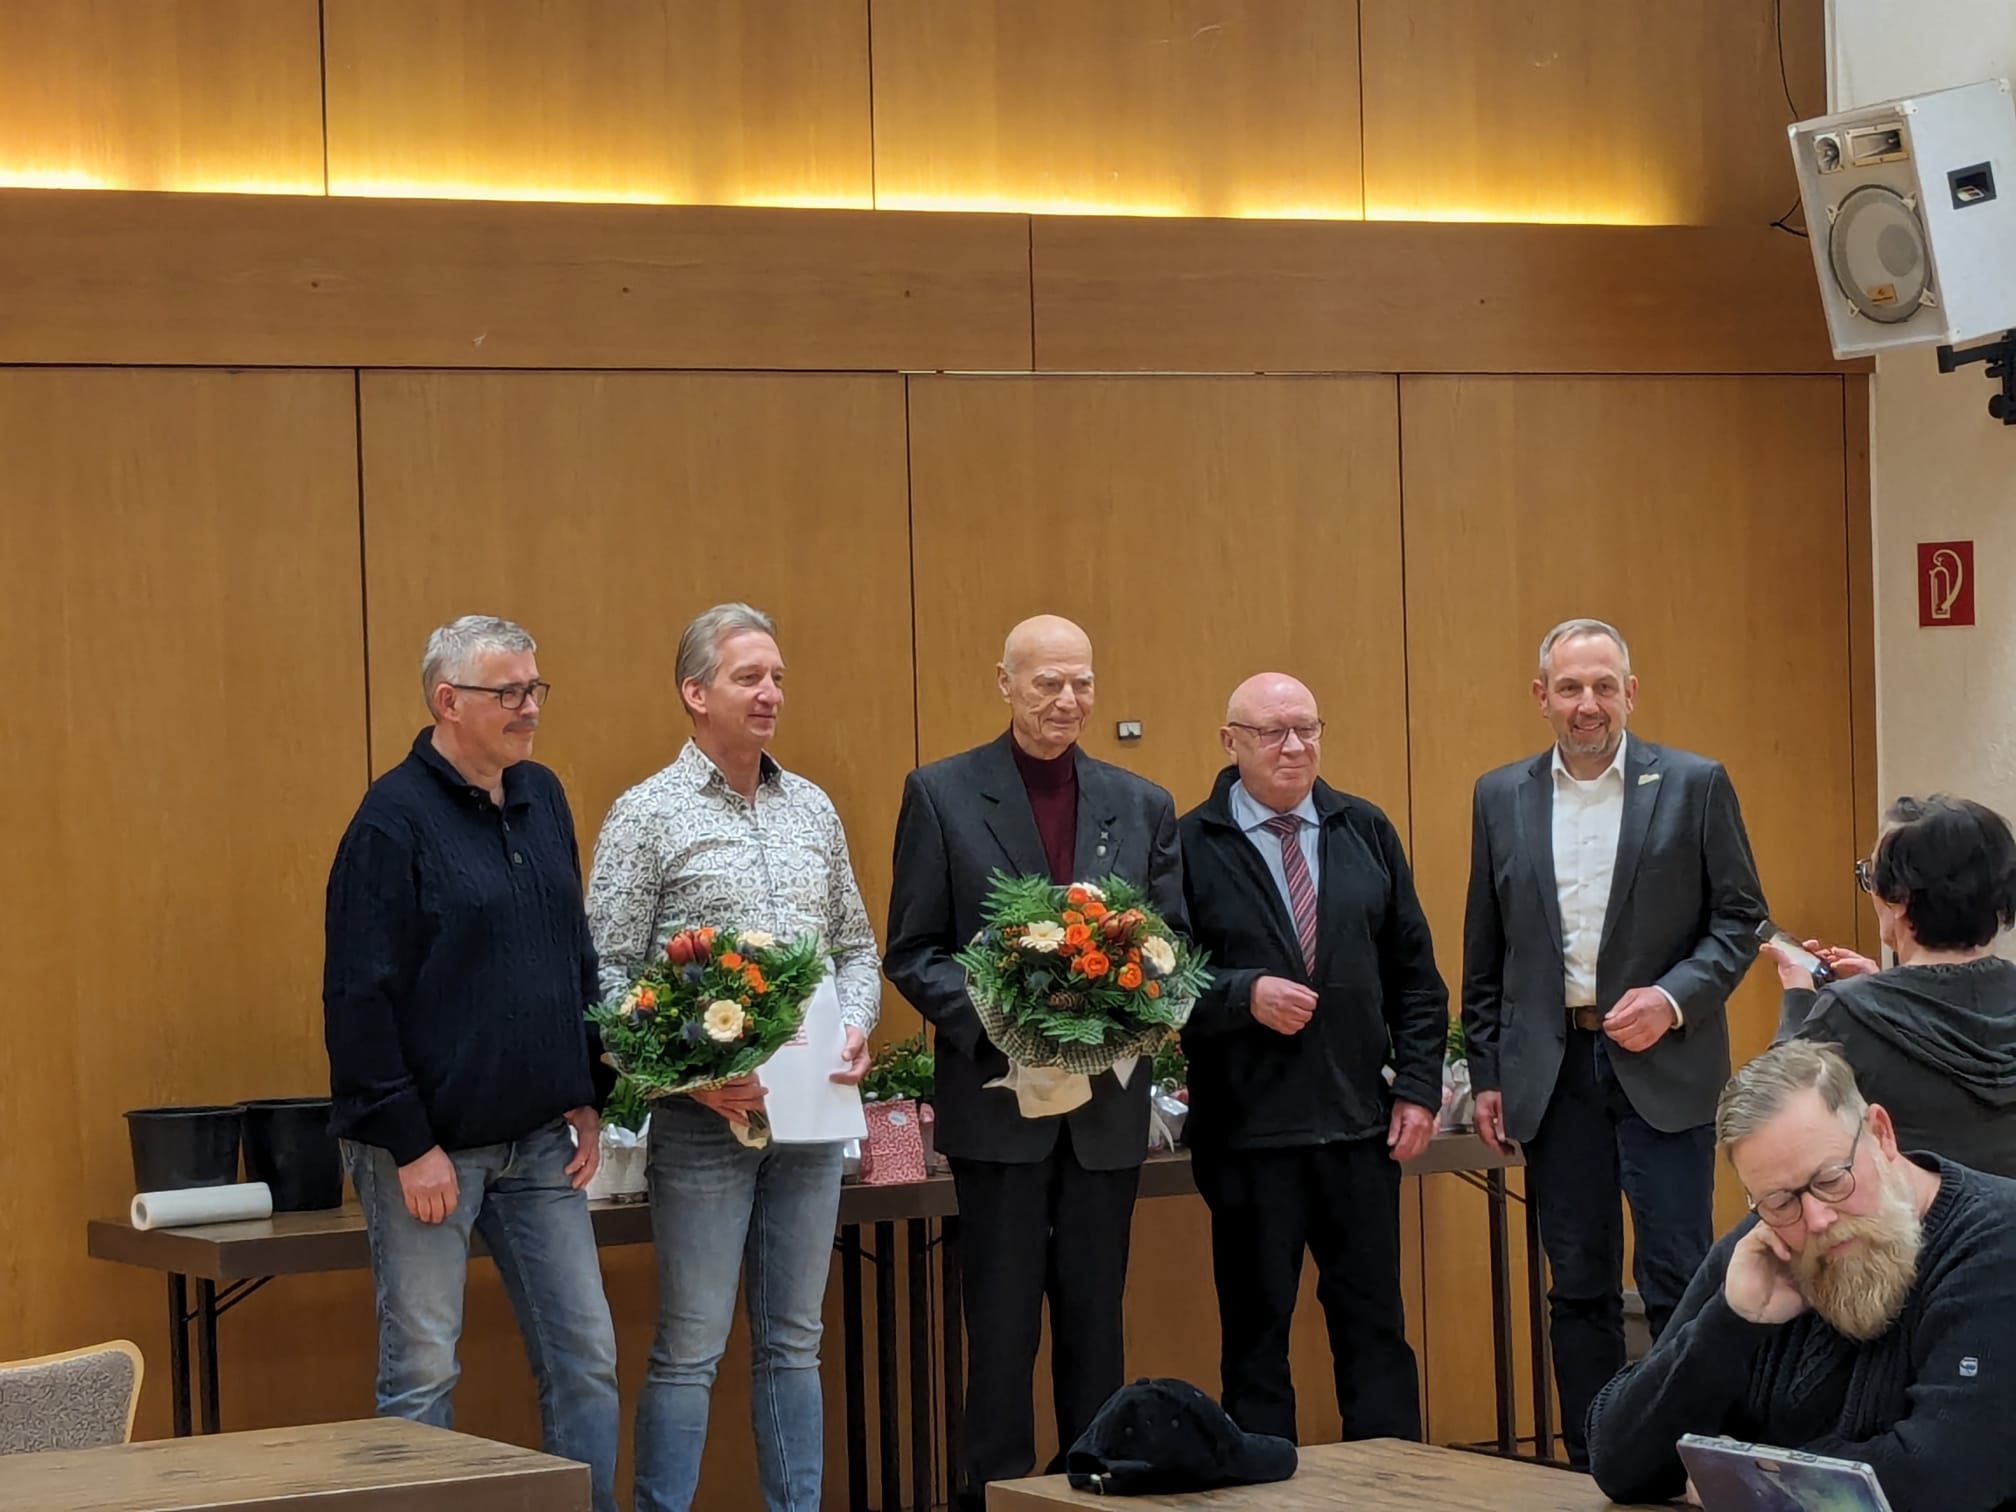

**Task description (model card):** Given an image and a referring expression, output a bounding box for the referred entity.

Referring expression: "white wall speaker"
[1789,78,2016,357]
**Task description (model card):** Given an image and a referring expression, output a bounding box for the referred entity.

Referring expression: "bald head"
[999,615,1095,760]
[1002,614,1092,675]
[1221,672,1322,812]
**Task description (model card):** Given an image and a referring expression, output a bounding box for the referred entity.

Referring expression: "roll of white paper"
[130,1182,274,1231]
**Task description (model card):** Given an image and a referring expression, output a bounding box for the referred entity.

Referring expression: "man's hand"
[832,1026,873,1086]
[1723,1220,1809,1326]
[692,1074,769,1128]
[1250,975,1317,1035]
[398,1146,459,1225]
[1604,986,1679,1053]
[1759,938,1816,992]
[562,1105,601,1189]
[1387,1099,1437,1164]
[1472,1089,1514,1155]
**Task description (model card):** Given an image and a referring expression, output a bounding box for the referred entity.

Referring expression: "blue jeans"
[635,1098,844,1512]
[344,1122,620,1512]
[1521,1028,1715,1468]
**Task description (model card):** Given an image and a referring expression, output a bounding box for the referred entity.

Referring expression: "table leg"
[841,1229,869,1512]
[940,1216,964,1511]
[167,1274,191,1438]
[195,1278,221,1434]
[1525,1183,1554,1462]
[1486,1170,1515,1457]
[876,1221,900,1510]
[907,1220,931,1512]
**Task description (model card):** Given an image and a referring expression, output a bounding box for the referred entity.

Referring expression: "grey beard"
[1794,1176,1923,1341]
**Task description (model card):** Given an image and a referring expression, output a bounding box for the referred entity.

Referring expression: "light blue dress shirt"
[1228,779,1323,917]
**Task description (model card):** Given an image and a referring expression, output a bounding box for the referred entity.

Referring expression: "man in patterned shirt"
[586,602,879,1512]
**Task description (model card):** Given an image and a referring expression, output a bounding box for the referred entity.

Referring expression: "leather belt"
[1569,1006,1604,1033]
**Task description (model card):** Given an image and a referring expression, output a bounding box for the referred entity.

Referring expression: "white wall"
[1829,2,2016,817]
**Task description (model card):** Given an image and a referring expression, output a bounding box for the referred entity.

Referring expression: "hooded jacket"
[1779,957,2016,1177]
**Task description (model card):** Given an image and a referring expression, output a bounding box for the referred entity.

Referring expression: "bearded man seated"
[1587,1039,2016,1512]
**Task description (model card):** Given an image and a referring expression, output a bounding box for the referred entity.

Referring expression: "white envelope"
[756,972,869,1144]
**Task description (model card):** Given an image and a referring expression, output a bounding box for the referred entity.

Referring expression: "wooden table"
[87,1135,1546,1511]
[0,1417,588,1511]
[987,1438,1657,1510]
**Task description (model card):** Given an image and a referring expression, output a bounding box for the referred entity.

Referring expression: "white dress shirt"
[1551,733,1679,1024]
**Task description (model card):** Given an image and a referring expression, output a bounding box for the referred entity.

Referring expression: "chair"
[0,1340,144,1454]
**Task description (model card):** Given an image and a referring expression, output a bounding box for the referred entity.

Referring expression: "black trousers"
[1522,1028,1715,1468]
[1190,1137,1421,1445]
[946,1123,1140,1512]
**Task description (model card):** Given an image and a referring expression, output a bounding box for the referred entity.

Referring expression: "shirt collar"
[1550,731,1630,787]
[673,737,784,797]
[1229,779,1321,834]
[409,726,533,810]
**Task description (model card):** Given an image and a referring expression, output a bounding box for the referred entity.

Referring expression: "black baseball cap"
[1065,1378,1298,1495]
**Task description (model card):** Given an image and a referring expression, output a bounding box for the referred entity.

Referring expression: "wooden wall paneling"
[358,370,916,1505]
[1843,375,1881,961]
[0,0,324,194]
[0,368,367,1436]
[1359,0,1828,228]
[1031,218,1857,376]
[1398,374,1856,1439]
[0,191,1034,372]
[869,0,1362,219]
[907,373,1424,1445]
[323,0,873,209]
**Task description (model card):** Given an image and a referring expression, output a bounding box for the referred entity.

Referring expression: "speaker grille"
[1827,185,1931,325]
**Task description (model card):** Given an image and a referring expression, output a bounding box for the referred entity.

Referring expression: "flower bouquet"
[588,926,828,1147]
[954,873,1211,1118]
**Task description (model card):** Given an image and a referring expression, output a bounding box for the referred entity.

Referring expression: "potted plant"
[1148,1031,1188,1151]
[858,1032,937,1183]
[1440,1017,1475,1132]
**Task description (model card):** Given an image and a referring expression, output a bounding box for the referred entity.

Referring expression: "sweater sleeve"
[1799,1222,2016,1512]
[1588,1235,1776,1504]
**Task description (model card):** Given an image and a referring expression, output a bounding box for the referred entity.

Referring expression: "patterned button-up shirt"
[585,740,882,1033]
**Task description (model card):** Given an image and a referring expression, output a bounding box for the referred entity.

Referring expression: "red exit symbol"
[1919,541,1975,627]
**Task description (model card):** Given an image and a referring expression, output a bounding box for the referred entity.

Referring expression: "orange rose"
[1063,910,1085,926]
[720,952,745,970]
[1066,886,1090,906]
[1145,981,1161,999]
[1084,900,1109,920]
[1079,950,1111,978]
[1127,948,1141,964]
[1117,963,1143,990]
[698,926,717,944]
[1063,923,1092,947]
[744,965,767,993]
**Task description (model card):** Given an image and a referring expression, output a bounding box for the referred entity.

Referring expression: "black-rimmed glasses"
[1855,858,1875,894]
[1747,1120,1863,1227]
[1228,721,1325,749]
[450,680,551,711]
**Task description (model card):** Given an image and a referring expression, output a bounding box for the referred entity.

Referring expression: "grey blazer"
[882,732,1186,1169]
[1460,739,1768,1141]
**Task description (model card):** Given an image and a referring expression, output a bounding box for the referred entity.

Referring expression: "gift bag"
[859,1098,928,1186]
[585,1121,649,1203]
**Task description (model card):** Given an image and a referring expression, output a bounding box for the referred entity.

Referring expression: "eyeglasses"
[449,681,551,711]
[1747,1120,1863,1227]
[1854,858,1875,894]
[1228,721,1325,749]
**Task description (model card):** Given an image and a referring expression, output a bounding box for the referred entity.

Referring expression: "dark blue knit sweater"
[1589,1156,2016,1512]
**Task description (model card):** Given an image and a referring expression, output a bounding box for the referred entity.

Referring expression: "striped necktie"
[1261,814,1318,975]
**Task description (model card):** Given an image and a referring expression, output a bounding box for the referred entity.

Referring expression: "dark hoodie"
[1779,958,2016,1177]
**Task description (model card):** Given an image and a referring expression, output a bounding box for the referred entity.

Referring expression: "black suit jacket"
[1178,768,1448,1152]
[1461,738,1768,1141]
[883,732,1186,1169]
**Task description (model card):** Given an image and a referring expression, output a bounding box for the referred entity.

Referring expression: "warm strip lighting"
[177,177,323,196]
[1233,202,1365,221]
[1362,202,1670,227]
[328,176,680,205]
[0,167,112,191]
[875,191,1187,218]
[738,192,876,211]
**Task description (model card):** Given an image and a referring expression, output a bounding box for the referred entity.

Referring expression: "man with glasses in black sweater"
[323,614,618,1512]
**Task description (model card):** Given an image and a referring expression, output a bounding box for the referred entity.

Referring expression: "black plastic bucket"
[240,1097,343,1212]
[125,1104,244,1192]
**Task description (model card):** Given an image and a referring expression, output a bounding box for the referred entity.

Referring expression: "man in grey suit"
[884,614,1185,1512]
[1462,618,1766,1469]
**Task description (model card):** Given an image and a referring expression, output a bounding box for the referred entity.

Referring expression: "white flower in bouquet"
[1139,936,1178,977]
[1020,920,1067,953]
[735,929,777,950]
[1071,881,1107,902]
[702,1000,748,1042]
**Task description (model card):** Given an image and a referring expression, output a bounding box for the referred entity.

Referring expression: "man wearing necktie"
[1177,672,1448,1444]
[1462,618,1767,1469]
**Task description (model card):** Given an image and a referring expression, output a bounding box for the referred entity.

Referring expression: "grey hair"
[675,602,779,709]
[1715,1040,1867,1154]
[420,615,536,713]
[1538,618,1632,678]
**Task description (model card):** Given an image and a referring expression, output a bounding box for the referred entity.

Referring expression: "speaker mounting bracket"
[1936,330,2016,426]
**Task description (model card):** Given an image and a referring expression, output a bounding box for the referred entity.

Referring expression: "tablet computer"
[1677,1434,1894,1511]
